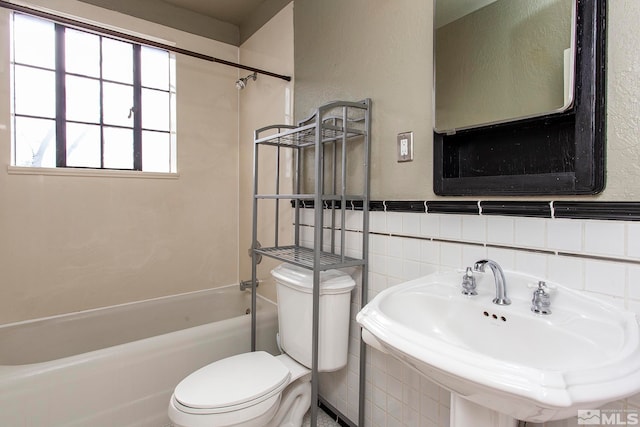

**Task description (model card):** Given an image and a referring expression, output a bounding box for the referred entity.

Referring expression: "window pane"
[13,65,56,118]
[142,89,170,131]
[14,117,56,167]
[142,131,170,172]
[13,14,55,69]
[102,38,133,84]
[104,127,133,169]
[65,29,100,77]
[103,82,133,127]
[66,123,101,168]
[141,46,169,90]
[66,76,100,123]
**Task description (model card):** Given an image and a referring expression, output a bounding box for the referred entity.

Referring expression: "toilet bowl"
[169,351,311,427]
[168,264,355,427]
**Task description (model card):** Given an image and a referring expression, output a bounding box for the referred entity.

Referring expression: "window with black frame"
[10,12,176,172]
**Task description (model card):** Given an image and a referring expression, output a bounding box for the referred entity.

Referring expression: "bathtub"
[0,285,278,427]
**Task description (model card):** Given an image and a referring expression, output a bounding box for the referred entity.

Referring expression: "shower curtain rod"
[0,0,292,82]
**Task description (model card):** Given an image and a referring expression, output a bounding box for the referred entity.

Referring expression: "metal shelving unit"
[249,99,371,427]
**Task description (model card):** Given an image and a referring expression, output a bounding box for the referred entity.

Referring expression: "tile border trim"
[292,200,640,221]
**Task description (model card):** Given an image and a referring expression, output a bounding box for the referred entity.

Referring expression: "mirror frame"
[433,0,606,196]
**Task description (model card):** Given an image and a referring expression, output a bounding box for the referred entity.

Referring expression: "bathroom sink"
[356,269,640,423]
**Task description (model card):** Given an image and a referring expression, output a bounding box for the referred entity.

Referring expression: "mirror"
[432,0,606,196]
[434,0,576,132]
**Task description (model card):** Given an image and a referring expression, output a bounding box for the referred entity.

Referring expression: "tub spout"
[239,279,260,291]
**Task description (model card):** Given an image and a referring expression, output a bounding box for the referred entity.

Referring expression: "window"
[10,13,176,173]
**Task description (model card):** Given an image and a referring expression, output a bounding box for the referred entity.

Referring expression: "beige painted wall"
[294,0,640,201]
[0,0,241,324]
[238,3,294,303]
[294,0,433,200]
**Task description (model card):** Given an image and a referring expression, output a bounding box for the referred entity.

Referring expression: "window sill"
[7,166,179,179]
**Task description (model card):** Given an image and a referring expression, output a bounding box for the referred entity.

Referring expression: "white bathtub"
[0,285,278,427]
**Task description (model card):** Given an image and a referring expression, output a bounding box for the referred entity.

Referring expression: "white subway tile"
[420,378,441,401]
[515,217,546,249]
[461,244,487,268]
[420,240,439,264]
[462,215,487,243]
[403,365,421,392]
[547,218,583,253]
[440,214,462,240]
[627,391,640,409]
[387,396,403,426]
[420,263,440,276]
[387,256,404,279]
[387,276,404,288]
[585,260,626,297]
[402,212,421,237]
[403,260,422,280]
[387,236,404,258]
[344,209,362,230]
[420,396,439,423]
[387,375,403,401]
[370,233,387,255]
[628,265,640,300]
[628,223,640,258]
[487,216,514,245]
[440,242,462,269]
[387,212,403,234]
[369,253,387,275]
[370,211,387,234]
[547,255,584,290]
[369,272,388,295]
[514,251,548,278]
[420,214,440,238]
[485,247,516,271]
[584,220,625,257]
[403,237,421,262]
[402,406,420,427]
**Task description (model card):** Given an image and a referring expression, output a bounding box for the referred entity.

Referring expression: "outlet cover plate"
[397,132,414,162]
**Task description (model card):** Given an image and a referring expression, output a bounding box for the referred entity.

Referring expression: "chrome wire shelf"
[250,99,371,427]
[255,245,364,270]
[255,123,366,148]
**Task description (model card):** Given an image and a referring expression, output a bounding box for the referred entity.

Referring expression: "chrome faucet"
[473,259,511,305]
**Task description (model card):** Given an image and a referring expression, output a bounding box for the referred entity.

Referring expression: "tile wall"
[298,208,640,427]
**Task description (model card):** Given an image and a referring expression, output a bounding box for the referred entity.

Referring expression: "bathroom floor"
[302,408,341,427]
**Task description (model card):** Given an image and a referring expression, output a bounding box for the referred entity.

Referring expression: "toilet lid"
[174,351,290,412]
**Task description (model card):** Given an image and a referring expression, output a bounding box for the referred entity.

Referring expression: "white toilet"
[168,263,356,427]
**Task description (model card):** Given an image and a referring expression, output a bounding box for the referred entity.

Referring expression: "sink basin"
[356,269,640,423]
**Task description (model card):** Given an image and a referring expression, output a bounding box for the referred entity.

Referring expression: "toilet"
[168,263,356,427]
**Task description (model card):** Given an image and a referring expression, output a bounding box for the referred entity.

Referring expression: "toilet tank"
[271,263,355,372]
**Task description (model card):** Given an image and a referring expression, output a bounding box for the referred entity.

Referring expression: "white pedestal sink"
[357,268,640,424]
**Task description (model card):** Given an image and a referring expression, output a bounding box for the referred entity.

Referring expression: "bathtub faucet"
[473,259,511,305]
[239,279,260,291]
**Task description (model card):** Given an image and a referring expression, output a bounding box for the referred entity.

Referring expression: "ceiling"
[77,0,289,45]
[160,0,266,27]
[435,0,497,28]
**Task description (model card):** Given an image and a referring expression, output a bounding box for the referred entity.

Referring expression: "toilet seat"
[173,351,291,415]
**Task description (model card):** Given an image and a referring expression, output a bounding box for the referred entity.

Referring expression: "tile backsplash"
[299,208,640,427]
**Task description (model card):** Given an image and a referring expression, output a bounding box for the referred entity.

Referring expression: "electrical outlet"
[397,132,413,162]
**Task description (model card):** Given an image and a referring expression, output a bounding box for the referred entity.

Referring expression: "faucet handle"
[531,281,552,315]
[461,267,478,296]
[527,281,556,291]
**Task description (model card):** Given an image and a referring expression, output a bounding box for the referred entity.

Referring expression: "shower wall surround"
[298,203,640,427]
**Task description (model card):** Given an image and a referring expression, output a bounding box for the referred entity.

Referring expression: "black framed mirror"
[433,0,606,196]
